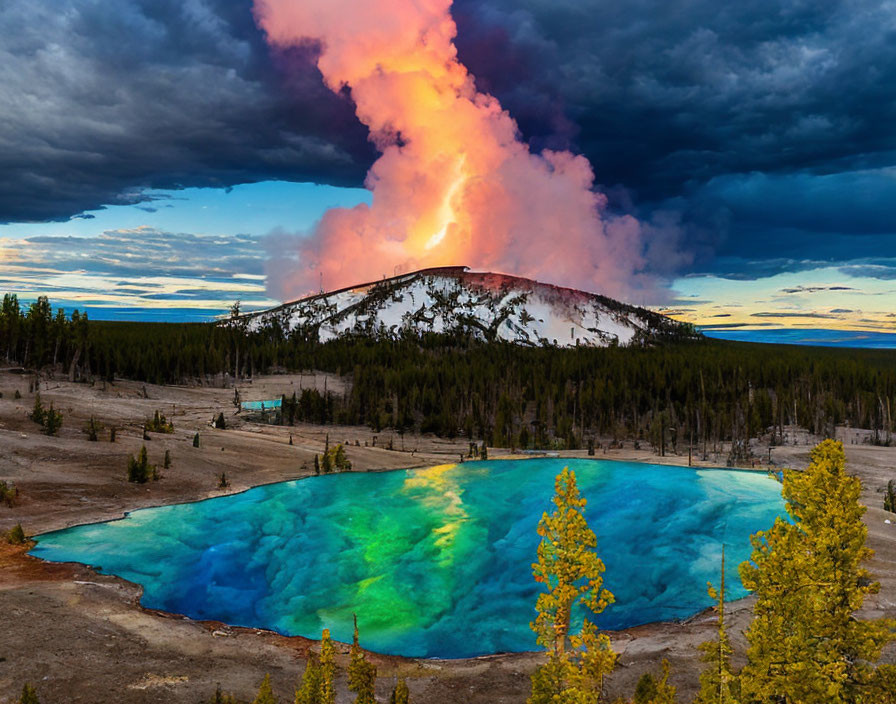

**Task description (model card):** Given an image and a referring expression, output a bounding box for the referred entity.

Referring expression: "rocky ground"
[0,367,894,703]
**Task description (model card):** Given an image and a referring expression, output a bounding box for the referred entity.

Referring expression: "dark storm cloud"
[0,0,374,223]
[452,0,896,279]
[3,0,895,283]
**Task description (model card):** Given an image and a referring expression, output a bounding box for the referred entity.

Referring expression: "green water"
[30,458,783,658]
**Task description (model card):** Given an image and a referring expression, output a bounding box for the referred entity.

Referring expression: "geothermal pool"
[31,459,783,658]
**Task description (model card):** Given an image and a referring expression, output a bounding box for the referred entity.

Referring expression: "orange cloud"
[254,0,656,302]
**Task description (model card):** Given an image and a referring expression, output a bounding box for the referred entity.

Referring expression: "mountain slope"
[239,266,693,347]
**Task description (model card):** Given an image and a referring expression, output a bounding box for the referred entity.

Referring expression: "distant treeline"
[2,293,894,454]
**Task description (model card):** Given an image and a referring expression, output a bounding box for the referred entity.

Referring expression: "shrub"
[146,410,174,433]
[208,685,239,704]
[18,683,39,704]
[7,523,26,545]
[0,480,19,507]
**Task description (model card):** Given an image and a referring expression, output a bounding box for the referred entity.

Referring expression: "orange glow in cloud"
[254,0,652,301]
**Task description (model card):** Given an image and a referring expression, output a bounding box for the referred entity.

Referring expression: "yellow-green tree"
[320,628,336,704]
[348,614,377,704]
[390,678,410,704]
[695,548,739,704]
[18,683,39,704]
[529,467,616,703]
[739,440,896,703]
[295,654,322,704]
[252,674,278,704]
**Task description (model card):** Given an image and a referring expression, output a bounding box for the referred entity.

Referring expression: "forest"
[2,293,895,458]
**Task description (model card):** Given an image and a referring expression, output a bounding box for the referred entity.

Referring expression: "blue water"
[702,327,896,349]
[30,459,784,658]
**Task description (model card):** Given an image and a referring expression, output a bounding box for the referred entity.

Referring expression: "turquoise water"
[30,459,783,658]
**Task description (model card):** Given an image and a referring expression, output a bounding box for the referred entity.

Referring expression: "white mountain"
[239,266,692,347]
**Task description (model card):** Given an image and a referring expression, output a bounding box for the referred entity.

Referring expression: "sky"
[0,0,894,332]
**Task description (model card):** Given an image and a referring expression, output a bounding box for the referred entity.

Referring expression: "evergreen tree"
[127,445,153,483]
[295,654,323,704]
[164,449,171,469]
[633,672,658,704]
[390,678,409,704]
[739,440,896,703]
[193,432,201,448]
[480,442,488,460]
[85,416,100,441]
[215,412,227,429]
[42,403,62,436]
[252,673,278,704]
[18,683,39,704]
[30,393,44,424]
[320,629,336,704]
[348,614,377,704]
[219,472,228,489]
[884,479,896,514]
[314,454,321,475]
[529,467,616,704]
[650,661,678,704]
[321,451,333,474]
[695,548,738,704]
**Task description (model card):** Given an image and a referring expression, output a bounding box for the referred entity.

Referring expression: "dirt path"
[1,369,894,703]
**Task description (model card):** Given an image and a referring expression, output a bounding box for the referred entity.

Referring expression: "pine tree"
[739,440,896,703]
[42,403,62,435]
[348,614,377,704]
[252,673,278,704]
[390,678,409,704]
[314,454,321,475]
[18,683,39,704]
[320,629,336,704]
[633,671,658,703]
[650,661,678,704]
[30,393,44,424]
[321,451,333,474]
[193,432,201,448]
[164,449,171,469]
[215,412,226,429]
[695,548,738,704]
[295,654,323,704]
[529,467,616,704]
[127,445,153,483]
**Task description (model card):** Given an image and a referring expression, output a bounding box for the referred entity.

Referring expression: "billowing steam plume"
[254,0,653,301]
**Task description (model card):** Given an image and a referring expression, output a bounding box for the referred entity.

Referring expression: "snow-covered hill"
[238,266,692,347]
